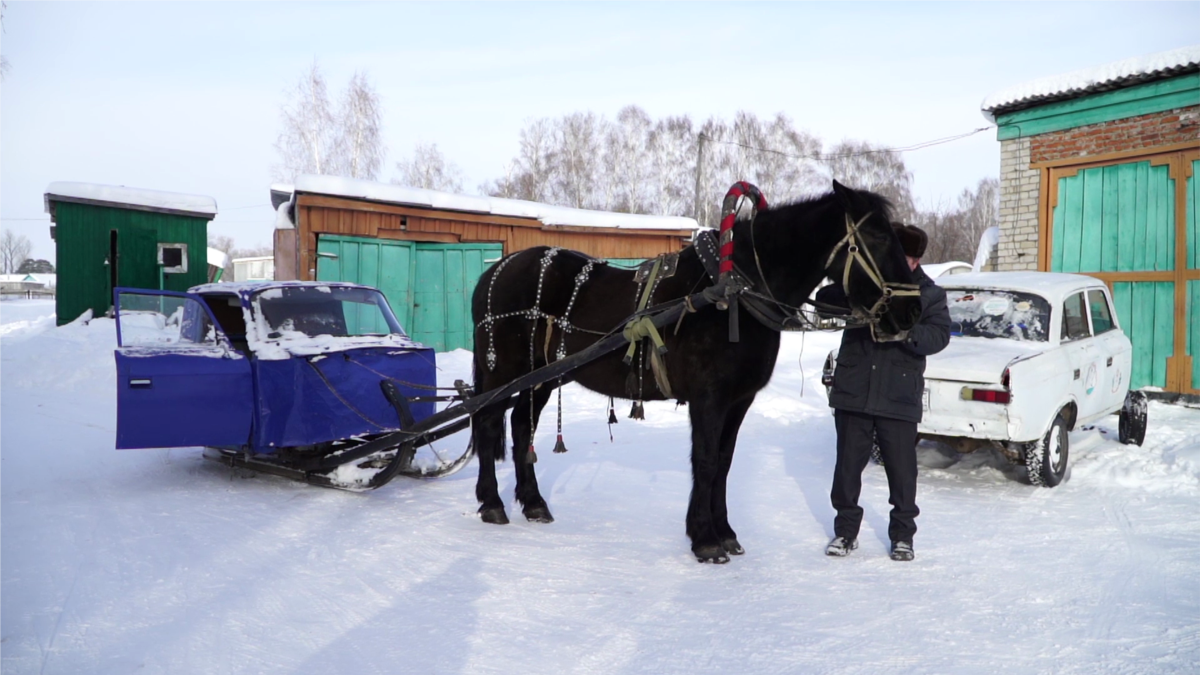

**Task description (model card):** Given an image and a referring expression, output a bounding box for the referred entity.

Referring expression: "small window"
[157,243,189,274]
[1087,289,1115,334]
[1061,292,1091,342]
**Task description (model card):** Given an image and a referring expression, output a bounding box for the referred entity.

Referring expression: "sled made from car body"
[112,280,480,490]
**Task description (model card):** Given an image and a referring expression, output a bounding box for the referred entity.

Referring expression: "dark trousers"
[831,409,919,543]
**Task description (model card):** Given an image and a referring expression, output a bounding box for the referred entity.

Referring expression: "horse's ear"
[832,180,855,209]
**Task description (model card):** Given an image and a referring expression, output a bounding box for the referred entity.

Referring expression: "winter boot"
[890,540,914,562]
[825,536,858,557]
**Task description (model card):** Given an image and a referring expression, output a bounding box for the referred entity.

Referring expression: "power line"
[706,126,994,161]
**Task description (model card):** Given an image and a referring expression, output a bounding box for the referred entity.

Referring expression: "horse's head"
[825,181,922,341]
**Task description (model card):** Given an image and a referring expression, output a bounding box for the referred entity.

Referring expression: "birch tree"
[273,61,336,181]
[393,143,464,192]
[273,63,385,182]
[1,2,11,81]
[335,71,385,180]
[646,115,695,217]
[821,140,917,222]
[1,230,32,274]
[553,112,604,209]
[602,105,653,213]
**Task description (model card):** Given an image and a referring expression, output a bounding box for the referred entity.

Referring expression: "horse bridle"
[821,212,922,334]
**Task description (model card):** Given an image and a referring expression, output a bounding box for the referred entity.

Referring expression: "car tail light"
[1001,368,1010,389]
[960,387,1011,404]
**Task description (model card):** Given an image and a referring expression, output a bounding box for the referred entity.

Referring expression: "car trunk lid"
[923,337,1042,385]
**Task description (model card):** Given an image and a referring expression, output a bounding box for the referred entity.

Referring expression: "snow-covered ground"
[3,298,1199,674]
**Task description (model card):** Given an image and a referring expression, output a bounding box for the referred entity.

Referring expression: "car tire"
[1025,412,1069,488]
[1118,390,1148,447]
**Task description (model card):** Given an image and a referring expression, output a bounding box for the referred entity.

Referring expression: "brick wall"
[1030,106,1199,163]
[996,137,1039,270]
[995,105,1199,271]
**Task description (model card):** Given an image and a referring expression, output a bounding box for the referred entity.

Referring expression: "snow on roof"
[44,182,218,217]
[937,271,1106,302]
[206,248,229,269]
[981,45,1200,122]
[921,261,972,278]
[188,279,366,297]
[291,174,699,231]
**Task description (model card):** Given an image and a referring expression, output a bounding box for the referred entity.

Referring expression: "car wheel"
[1025,412,1069,488]
[1118,390,1148,447]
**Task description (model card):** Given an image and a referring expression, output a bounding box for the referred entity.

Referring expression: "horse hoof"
[479,506,509,525]
[524,505,555,523]
[721,538,745,555]
[693,545,730,564]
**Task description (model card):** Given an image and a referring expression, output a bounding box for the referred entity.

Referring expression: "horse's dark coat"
[469,181,921,562]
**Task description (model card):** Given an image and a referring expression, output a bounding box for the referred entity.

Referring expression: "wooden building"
[45,182,217,326]
[273,176,698,351]
[982,46,1200,395]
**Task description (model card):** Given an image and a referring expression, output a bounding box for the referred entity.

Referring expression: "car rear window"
[945,289,1051,342]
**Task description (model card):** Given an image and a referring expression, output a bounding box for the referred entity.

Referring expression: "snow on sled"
[112,281,472,490]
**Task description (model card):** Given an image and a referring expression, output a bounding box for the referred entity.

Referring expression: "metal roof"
[981,45,1200,121]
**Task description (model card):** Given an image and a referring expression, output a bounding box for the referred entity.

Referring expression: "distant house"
[0,273,53,297]
[272,175,699,351]
[982,45,1199,395]
[232,255,274,282]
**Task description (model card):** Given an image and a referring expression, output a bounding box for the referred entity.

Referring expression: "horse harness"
[473,184,921,451]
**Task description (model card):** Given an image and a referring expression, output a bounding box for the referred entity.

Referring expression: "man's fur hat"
[894,223,928,259]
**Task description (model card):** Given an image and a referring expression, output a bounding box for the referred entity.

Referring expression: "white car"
[821,271,1148,487]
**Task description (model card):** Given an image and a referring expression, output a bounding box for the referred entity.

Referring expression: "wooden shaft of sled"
[338,286,725,490]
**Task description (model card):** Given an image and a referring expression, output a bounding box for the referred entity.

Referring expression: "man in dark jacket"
[815,224,951,561]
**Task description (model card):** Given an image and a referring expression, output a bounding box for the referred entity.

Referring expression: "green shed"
[45,182,217,326]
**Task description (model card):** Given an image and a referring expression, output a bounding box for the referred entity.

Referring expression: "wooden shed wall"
[286,194,692,280]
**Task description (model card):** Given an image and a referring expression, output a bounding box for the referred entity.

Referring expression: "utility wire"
[706,126,993,161]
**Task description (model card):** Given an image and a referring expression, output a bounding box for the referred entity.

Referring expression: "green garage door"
[315,235,501,352]
[1049,150,1199,393]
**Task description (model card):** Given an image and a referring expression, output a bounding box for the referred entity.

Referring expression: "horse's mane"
[758,187,895,224]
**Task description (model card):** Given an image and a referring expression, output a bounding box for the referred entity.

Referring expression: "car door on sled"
[113,288,253,450]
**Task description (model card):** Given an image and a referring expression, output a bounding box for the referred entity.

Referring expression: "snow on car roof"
[289,175,700,232]
[188,280,368,298]
[937,271,1106,302]
[921,261,972,278]
[44,181,218,217]
[981,45,1200,121]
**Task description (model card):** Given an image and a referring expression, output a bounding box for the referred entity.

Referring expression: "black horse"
[469,180,922,563]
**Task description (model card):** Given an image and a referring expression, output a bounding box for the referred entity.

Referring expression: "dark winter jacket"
[817,266,951,423]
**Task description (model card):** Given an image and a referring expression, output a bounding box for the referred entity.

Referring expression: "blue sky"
[2,1,1197,262]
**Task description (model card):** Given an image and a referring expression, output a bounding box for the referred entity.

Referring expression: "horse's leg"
[686,395,732,563]
[473,401,510,525]
[712,395,755,556]
[509,385,555,523]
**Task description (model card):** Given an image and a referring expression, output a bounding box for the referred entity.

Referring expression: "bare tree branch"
[1,230,33,274]
[335,71,385,180]
[393,143,464,192]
